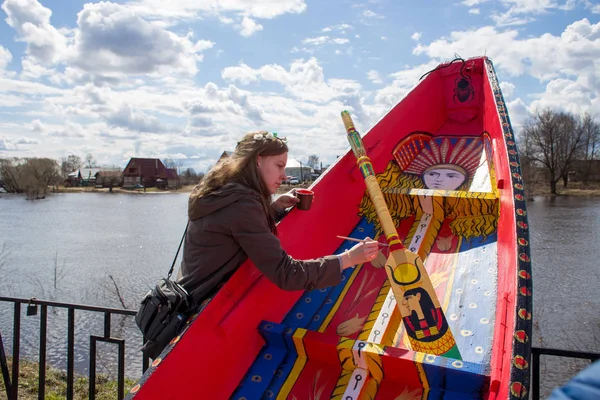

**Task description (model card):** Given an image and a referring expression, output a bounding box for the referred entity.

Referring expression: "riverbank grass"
[528,181,600,197]
[0,357,137,400]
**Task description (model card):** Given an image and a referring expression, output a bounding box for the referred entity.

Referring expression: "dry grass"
[528,181,600,197]
[0,357,137,400]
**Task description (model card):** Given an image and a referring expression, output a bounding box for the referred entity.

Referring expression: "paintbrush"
[336,235,390,247]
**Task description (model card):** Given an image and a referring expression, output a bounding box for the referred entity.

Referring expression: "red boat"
[127,56,532,400]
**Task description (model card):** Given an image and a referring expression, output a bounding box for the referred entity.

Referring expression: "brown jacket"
[176,182,341,304]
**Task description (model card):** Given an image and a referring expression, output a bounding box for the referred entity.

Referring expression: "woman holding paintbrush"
[176,131,379,308]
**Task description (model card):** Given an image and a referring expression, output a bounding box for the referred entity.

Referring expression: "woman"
[176,131,378,307]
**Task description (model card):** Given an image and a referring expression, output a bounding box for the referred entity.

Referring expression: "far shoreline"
[3,182,600,199]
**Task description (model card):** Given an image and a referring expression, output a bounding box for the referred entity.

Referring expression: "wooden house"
[122,158,178,188]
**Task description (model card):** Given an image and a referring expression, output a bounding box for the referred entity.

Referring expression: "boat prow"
[127,56,532,400]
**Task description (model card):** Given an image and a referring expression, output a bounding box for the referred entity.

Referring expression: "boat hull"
[127,57,532,400]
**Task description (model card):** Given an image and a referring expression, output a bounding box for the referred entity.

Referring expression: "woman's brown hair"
[191,131,288,232]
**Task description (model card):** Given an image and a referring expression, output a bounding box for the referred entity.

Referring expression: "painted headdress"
[392,132,483,178]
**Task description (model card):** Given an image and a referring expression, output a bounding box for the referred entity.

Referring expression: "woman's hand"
[339,238,379,270]
[273,189,300,212]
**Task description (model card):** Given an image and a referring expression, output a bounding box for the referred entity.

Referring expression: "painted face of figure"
[422,166,466,190]
[257,152,288,195]
[402,292,422,314]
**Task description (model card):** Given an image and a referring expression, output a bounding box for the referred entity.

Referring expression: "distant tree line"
[518,109,600,195]
[0,153,206,199]
[0,158,61,200]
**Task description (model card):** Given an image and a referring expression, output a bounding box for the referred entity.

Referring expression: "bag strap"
[167,223,189,279]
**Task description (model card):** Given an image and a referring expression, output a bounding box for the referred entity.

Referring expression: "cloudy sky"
[0,0,598,172]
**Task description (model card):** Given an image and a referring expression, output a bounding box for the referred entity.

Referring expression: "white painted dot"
[452,360,464,368]
[469,303,477,309]
[459,268,466,273]
[425,354,436,363]
[450,313,459,321]
[480,318,489,324]
[456,288,463,294]
[461,330,473,337]
[484,291,492,296]
[488,268,494,273]
[471,279,478,285]
[475,346,484,354]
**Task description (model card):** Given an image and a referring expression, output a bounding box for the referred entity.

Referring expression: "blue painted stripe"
[421,356,488,398]
[305,219,377,331]
[231,321,290,400]
[263,323,299,399]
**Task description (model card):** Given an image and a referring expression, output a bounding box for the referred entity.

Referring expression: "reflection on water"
[0,193,189,378]
[1,193,600,390]
[527,196,600,397]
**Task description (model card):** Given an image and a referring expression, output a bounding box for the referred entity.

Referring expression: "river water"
[0,193,599,396]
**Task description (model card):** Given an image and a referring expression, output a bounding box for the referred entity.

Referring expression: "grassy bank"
[53,183,309,195]
[0,357,137,400]
[46,182,600,197]
[527,182,600,197]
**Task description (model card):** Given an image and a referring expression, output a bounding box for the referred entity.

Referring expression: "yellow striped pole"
[341,111,461,359]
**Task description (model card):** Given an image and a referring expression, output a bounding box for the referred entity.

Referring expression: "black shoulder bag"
[135,225,191,359]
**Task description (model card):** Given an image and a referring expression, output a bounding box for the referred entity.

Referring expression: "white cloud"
[490,0,575,26]
[362,9,384,19]
[374,61,439,107]
[506,98,532,130]
[491,14,535,26]
[1,0,67,64]
[322,23,352,33]
[0,46,12,71]
[461,0,490,5]
[20,57,56,81]
[303,36,330,46]
[238,16,264,37]
[302,36,351,46]
[331,38,350,44]
[367,70,383,84]
[222,58,364,104]
[500,81,516,98]
[412,19,600,92]
[105,104,168,133]
[68,2,213,77]
[529,78,599,116]
[411,32,422,41]
[460,0,577,26]
[127,0,308,21]
[48,121,87,138]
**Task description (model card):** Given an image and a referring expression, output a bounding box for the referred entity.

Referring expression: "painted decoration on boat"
[124,57,532,400]
[485,57,533,400]
[342,111,461,359]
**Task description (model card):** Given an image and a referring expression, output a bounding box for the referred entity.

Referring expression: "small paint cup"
[295,189,314,211]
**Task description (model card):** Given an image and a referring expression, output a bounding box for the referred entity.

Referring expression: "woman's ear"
[256,155,262,169]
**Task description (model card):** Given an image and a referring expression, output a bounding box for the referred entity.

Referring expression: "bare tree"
[0,158,26,193]
[60,154,83,178]
[307,154,320,170]
[163,158,177,170]
[85,153,97,168]
[578,113,600,184]
[0,157,60,199]
[519,109,586,194]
